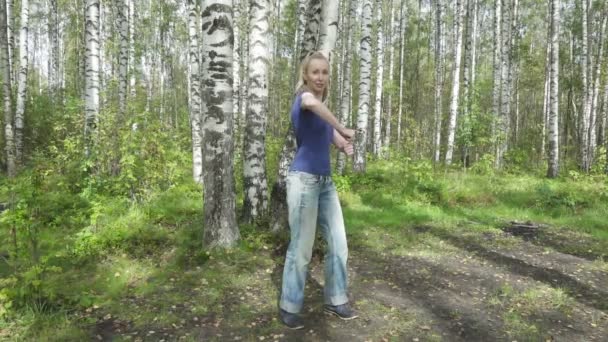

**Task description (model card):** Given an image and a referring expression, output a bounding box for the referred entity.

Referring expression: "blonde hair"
[295,51,330,103]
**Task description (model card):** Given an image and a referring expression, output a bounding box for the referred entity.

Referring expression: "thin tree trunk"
[588,16,606,169]
[580,0,591,172]
[492,0,502,166]
[242,0,270,223]
[6,0,13,83]
[14,0,29,165]
[201,0,239,248]
[433,0,444,163]
[300,0,322,62]
[373,0,384,157]
[0,0,15,176]
[337,0,354,174]
[117,0,129,117]
[84,0,100,156]
[233,0,241,152]
[397,0,405,150]
[353,0,373,172]
[547,0,560,178]
[445,0,465,165]
[128,0,135,99]
[48,0,60,94]
[496,0,512,168]
[461,0,476,166]
[188,0,202,183]
[383,0,395,158]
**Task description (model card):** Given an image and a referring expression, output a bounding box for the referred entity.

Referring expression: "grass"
[1,160,607,340]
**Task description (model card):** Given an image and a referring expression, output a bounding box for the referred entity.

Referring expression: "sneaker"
[279,309,305,330]
[323,304,359,320]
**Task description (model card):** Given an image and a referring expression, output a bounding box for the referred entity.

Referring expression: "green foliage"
[470,154,495,175]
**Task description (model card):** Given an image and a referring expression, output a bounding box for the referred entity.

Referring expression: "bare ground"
[89,224,608,342]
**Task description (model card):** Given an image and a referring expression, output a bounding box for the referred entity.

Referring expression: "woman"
[279,51,358,330]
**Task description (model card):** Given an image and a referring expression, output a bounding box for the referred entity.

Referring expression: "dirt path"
[91,226,608,342]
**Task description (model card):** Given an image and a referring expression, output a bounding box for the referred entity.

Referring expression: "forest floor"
[82,223,608,342]
[2,169,608,341]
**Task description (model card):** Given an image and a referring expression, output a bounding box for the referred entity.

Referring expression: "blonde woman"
[279,52,358,329]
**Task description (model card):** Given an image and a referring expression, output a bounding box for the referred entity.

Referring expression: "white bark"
[588,16,606,169]
[128,0,135,98]
[319,0,338,55]
[0,0,14,176]
[242,0,270,223]
[382,0,395,158]
[48,0,60,92]
[354,0,373,172]
[188,0,203,184]
[117,0,129,116]
[372,0,384,157]
[201,0,239,248]
[337,0,355,174]
[232,0,241,147]
[15,0,29,164]
[85,0,100,155]
[433,0,444,163]
[397,0,405,148]
[6,0,13,83]
[580,0,591,172]
[547,0,559,178]
[492,0,502,165]
[299,0,322,62]
[445,0,465,165]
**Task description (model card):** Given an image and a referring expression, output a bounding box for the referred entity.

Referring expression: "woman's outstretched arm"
[301,92,355,140]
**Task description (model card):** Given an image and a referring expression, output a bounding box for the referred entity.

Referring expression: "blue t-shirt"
[289,93,333,176]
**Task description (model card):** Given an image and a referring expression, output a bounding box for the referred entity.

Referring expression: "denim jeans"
[279,171,349,313]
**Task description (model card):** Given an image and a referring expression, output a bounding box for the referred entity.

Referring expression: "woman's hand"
[339,127,355,141]
[340,142,354,156]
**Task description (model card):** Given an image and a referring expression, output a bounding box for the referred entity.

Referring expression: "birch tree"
[242,0,271,223]
[445,0,465,165]
[588,16,606,169]
[372,0,384,157]
[128,0,135,98]
[492,0,502,166]
[547,0,559,178]
[48,0,60,93]
[382,0,395,158]
[580,0,591,172]
[200,0,239,248]
[84,0,100,155]
[337,0,356,173]
[188,0,202,183]
[433,0,444,163]
[396,1,405,148]
[0,0,15,176]
[353,0,373,172]
[117,0,129,117]
[15,0,29,164]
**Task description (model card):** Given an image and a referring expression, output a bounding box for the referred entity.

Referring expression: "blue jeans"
[279,171,349,313]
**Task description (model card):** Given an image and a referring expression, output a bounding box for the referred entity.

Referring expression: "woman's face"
[304,58,329,96]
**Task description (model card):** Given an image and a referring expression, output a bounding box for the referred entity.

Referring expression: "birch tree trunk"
[0,0,14,176]
[337,0,355,173]
[14,0,28,165]
[232,0,241,148]
[541,16,551,161]
[492,0,502,165]
[84,0,100,156]
[129,0,135,98]
[580,0,591,172]
[48,0,60,94]
[353,0,373,172]
[495,0,511,168]
[372,0,384,157]
[242,0,270,223]
[588,16,606,169]
[299,0,322,61]
[396,0,405,148]
[318,0,339,54]
[433,0,444,163]
[547,0,560,178]
[294,0,307,72]
[445,0,465,165]
[600,79,608,149]
[383,0,395,158]
[117,0,129,117]
[6,0,13,83]
[188,0,203,183]
[201,0,239,248]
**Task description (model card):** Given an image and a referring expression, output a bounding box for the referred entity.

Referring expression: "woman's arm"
[333,129,354,156]
[301,92,355,140]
